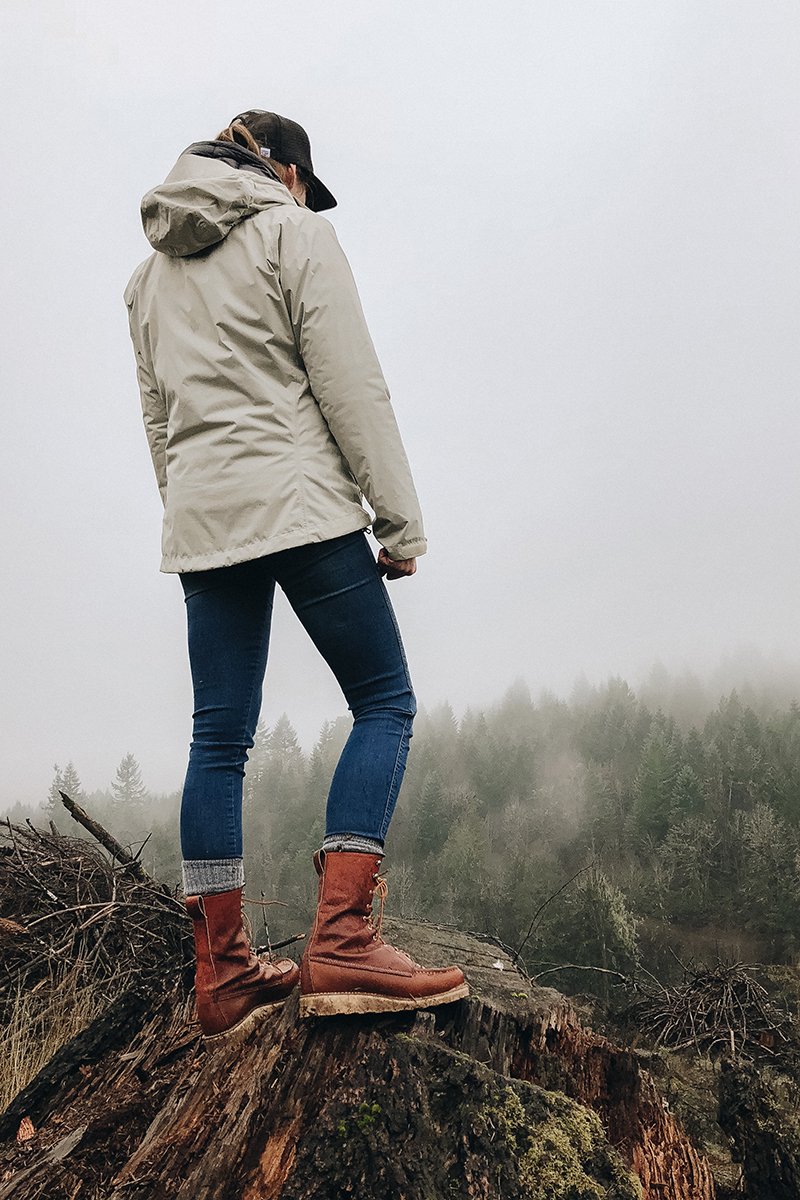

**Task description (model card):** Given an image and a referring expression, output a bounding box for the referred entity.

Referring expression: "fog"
[1,1,799,810]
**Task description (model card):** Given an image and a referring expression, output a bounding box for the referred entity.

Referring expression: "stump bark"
[0,917,716,1199]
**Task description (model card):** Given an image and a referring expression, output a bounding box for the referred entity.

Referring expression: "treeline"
[6,756,183,885]
[15,675,800,997]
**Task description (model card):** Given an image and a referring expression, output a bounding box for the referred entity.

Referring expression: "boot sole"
[299,981,469,1018]
[201,995,290,1042]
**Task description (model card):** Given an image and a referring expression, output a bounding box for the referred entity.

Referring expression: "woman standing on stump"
[124,109,468,1039]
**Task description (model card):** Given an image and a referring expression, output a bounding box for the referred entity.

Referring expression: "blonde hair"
[215,122,292,187]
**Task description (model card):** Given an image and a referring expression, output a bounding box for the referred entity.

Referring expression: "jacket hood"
[140,140,297,257]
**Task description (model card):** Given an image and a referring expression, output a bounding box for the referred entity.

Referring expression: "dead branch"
[532,962,631,984]
[58,792,148,882]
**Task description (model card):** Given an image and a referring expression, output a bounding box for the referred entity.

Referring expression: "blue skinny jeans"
[178,530,416,861]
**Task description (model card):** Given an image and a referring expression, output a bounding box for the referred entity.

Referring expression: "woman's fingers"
[377,549,417,579]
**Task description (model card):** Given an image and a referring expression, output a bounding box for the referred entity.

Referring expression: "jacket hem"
[160,513,371,574]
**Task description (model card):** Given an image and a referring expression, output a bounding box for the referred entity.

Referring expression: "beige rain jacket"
[124,142,426,573]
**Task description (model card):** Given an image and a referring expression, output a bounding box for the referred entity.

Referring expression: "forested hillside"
[19,673,800,996]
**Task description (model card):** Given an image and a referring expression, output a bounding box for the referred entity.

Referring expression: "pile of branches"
[0,794,192,1027]
[627,959,792,1060]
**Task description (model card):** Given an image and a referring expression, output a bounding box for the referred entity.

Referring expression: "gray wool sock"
[182,857,244,896]
[320,833,384,856]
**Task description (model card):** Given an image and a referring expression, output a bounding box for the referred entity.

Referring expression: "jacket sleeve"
[125,306,168,508]
[278,213,427,560]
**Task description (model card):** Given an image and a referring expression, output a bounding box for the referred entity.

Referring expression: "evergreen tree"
[61,761,83,800]
[535,865,640,1000]
[45,763,65,819]
[435,804,490,926]
[761,704,800,824]
[657,815,719,920]
[412,771,447,859]
[670,764,704,820]
[632,726,680,842]
[306,718,349,808]
[575,677,651,784]
[243,721,271,822]
[111,753,147,812]
[45,762,83,831]
[496,677,536,743]
[682,727,708,788]
[264,714,309,852]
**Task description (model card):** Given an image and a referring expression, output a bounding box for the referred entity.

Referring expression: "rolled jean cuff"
[182,857,244,896]
[321,834,384,856]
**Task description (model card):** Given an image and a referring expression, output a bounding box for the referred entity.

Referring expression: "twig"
[258,932,305,953]
[24,901,158,931]
[531,962,630,984]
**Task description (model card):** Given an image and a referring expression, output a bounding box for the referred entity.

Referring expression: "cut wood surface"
[1,913,715,1200]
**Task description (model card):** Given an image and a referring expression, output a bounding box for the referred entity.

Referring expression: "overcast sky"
[1,1,799,809]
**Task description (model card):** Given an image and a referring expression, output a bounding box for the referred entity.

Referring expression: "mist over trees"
[11,671,800,999]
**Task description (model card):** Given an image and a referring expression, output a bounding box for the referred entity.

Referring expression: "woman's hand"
[377,548,417,580]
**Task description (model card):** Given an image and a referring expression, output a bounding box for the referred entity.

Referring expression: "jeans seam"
[227,635,267,855]
[378,713,413,841]
[374,573,414,697]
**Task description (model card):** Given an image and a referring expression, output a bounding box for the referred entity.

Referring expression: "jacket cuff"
[384,537,428,561]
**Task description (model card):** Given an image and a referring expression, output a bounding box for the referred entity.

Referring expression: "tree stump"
[718,1059,800,1199]
[0,917,716,1199]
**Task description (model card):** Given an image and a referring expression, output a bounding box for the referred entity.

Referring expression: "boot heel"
[185,888,300,1038]
[203,996,287,1041]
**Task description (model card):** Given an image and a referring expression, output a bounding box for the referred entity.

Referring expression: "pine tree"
[306,718,349,808]
[632,728,679,842]
[112,753,147,812]
[264,715,309,852]
[46,761,83,810]
[243,721,271,821]
[413,771,447,859]
[61,761,83,799]
[45,764,64,818]
[45,764,65,821]
[670,763,703,820]
[537,865,640,1000]
[45,762,83,830]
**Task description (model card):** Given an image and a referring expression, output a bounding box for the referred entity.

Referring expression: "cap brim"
[307,173,337,212]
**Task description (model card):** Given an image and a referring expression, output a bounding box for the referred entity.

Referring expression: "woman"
[124,109,468,1039]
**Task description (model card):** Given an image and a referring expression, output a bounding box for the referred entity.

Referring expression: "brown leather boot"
[299,849,469,1017]
[185,888,300,1039]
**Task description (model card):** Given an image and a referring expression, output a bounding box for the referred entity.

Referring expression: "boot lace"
[365,871,420,967]
[365,873,389,941]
